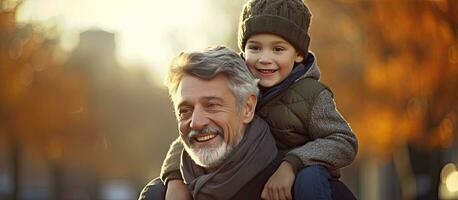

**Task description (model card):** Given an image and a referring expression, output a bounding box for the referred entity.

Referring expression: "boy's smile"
[244,33,304,88]
[256,68,278,75]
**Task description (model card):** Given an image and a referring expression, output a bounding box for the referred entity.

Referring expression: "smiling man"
[139,46,282,200]
[176,74,248,171]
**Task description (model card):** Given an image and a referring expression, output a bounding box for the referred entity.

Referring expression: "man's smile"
[187,126,225,148]
[193,133,218,143]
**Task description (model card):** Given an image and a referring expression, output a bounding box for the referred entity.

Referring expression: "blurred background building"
[1,0,457,199]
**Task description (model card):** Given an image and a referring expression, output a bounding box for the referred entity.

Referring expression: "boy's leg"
[138,178,165,200]
[330,179,357,200]
[293,165,332,200]
[293,165,357,200]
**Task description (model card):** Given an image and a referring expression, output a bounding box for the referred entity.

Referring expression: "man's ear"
[242,94,257,124]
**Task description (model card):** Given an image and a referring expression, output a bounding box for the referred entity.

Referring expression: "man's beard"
[182,126,243,168]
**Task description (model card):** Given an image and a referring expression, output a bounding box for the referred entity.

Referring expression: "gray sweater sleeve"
[160,137,184,184]
[285,89,358,172]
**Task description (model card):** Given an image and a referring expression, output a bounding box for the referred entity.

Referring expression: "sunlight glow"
[440,163,458,199]
[16,0,234,79]
[446,171,458,192]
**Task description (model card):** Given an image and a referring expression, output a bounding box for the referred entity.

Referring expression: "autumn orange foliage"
[0,4,104,167]
[338,0,458,157]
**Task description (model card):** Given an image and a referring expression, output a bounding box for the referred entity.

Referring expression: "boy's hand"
[261,161,295,200]
[166,180,192,200]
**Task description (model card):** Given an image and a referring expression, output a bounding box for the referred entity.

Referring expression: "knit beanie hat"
[238,0,311,57]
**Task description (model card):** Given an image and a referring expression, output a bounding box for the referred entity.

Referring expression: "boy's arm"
[284,89,358,173]
[160,137,184,184]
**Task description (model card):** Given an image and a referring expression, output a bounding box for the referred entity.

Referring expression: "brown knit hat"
[238,0,311,57]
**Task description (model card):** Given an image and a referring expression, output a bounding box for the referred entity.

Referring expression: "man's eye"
[178,109,191,119]
[207,103,220,109]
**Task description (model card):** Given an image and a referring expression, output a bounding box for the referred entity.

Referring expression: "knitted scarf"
[180,116,278,200]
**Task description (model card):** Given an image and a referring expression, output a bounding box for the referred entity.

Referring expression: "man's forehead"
[174,74,233,103]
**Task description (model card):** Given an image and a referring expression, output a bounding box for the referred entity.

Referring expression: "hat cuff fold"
[239,15,310,55]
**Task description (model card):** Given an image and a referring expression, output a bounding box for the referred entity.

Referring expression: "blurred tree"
[0,1,104,199]
[326,0,458,199]
[64,29,178,191]
[2,1,178,198]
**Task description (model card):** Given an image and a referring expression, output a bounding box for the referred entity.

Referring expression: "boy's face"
[244,33,304,88]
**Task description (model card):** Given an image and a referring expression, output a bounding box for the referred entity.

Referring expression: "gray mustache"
[188,126,224,139]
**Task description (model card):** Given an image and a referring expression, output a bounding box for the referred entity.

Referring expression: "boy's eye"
[273,47,285,52]
[247,45,261,52]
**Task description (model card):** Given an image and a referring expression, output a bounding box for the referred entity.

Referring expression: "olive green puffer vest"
[257,78,330,150]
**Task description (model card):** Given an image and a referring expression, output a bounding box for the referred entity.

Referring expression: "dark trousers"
[138,166,356,200]
[294,165,356,200]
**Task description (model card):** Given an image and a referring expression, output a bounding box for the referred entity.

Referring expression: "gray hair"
[165,46,259,109]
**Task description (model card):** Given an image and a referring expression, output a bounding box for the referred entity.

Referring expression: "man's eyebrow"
[202,96,224,102]
[176,96,223,108]
[176,100,191,109]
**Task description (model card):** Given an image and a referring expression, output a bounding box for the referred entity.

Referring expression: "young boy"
[152,0,358,199]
